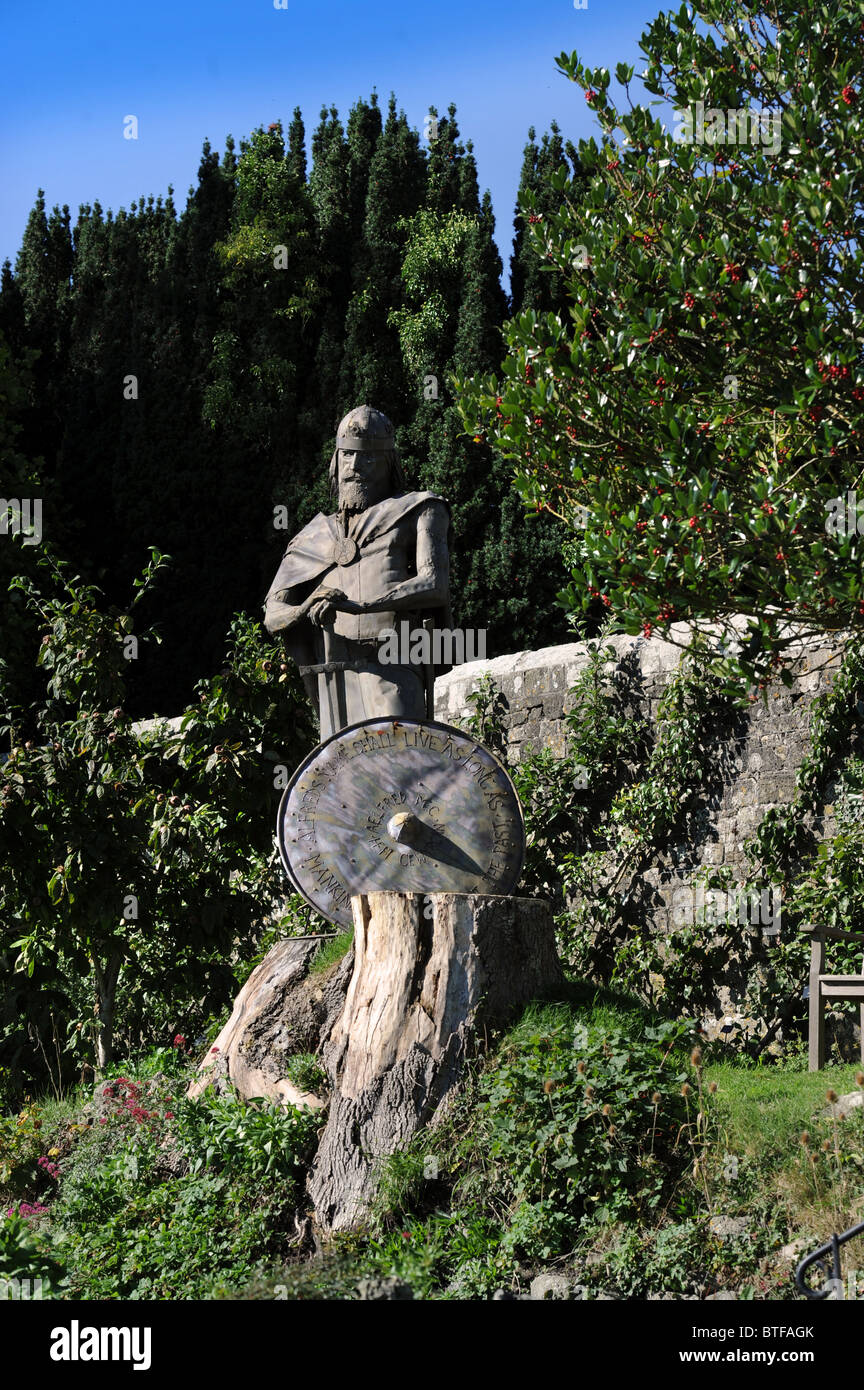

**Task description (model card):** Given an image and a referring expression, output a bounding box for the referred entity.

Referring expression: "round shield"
[277,717,525,929]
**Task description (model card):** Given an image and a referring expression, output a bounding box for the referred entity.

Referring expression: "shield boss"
[277,718,525,929]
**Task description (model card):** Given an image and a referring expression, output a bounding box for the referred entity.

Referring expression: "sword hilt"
[322,625,348,730]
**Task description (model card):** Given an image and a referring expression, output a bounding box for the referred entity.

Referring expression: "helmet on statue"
[329,405,405,494]
[335,405,396,453]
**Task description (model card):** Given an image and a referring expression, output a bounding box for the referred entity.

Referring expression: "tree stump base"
[308,891,565,1232]
[187,935,352,1111]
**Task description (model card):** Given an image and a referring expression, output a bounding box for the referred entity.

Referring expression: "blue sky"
[1,0,660,284]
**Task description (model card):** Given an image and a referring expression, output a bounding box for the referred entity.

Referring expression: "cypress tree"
[200,123,321,664]
[13,194,73,470]
[0,330,51,720]
[286,106,307,183]
[426,104,468,215]
[509,122,586,316]
[338,96,425,419]
[307,106,351,454]
[395,112,568,655]
[345,94,383,238]
[0,94,576,711]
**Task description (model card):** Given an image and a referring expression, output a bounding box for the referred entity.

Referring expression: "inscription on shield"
[277,718,526,929]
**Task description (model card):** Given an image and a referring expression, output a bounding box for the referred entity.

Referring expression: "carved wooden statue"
[264,406,451,737]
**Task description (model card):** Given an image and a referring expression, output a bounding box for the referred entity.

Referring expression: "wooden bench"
[805,924,864,1071]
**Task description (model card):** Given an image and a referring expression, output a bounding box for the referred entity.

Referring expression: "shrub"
[477,1010,698,1222]
[0,1101,45,1194]
[171,1087,323,1184]
[0,1214,66,1295]
[40,1077,323,1299]
[0,554,315,1093]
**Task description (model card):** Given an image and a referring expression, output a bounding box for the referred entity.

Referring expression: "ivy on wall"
[459,632,864,1058]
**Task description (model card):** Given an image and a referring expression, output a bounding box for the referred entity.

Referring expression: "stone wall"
[434,630,850,940]
[134,633,853,944]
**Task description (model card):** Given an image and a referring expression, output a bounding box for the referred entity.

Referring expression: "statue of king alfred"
[263,406,452,738]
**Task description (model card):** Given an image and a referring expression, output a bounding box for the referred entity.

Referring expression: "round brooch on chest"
[332,536,358,566]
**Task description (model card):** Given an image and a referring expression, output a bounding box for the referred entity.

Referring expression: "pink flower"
[7,1201,48,1218]
[210,1046,220,1054]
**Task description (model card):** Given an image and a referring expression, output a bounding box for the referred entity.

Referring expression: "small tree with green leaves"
[459,0,864,684]
[0,548,314,1080]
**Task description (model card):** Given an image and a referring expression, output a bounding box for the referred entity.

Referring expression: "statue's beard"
[338,479,373,513]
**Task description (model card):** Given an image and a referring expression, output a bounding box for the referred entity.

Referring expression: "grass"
[355,998,864,1299]
[3,980,863,1300]
[285,1052,328,1094]
[309,928,354,975]
[701,1057,864,1281]
[706,1060,864,1159]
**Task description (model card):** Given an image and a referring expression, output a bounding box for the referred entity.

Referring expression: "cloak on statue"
[264,490,453,738]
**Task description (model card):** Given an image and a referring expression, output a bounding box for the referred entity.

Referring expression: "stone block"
[543,694,566,722]
[757,774,796,804]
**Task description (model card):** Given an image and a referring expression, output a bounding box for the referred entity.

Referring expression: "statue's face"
[337,447,390,511]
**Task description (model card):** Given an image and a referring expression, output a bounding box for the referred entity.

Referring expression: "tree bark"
[308,891,565,1232]
[93,950,122,1070]
[188,935,351,1109]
